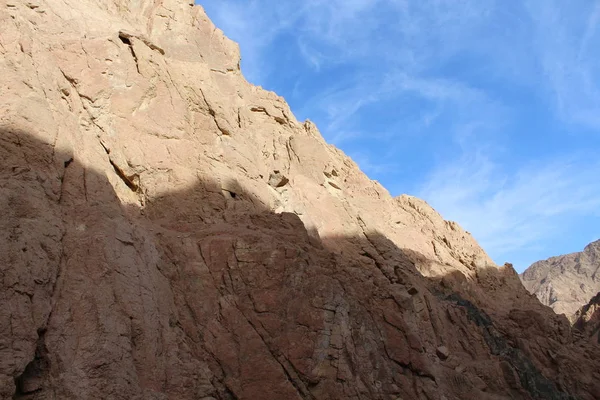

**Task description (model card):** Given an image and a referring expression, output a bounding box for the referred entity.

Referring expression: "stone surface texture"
[521,240,600,318]
[1,1,599,399]
[573,292,600,344]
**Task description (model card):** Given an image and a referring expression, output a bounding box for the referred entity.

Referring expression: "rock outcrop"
[1,1,599,399]
[573,292,600,343]
[521,240,600,318]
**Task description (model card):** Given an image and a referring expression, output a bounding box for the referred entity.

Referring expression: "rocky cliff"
[1,1,599,399]
[521,240,600,318]
[573,292,600,344]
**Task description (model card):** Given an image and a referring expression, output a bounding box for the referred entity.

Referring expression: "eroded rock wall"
[1,1,599,399]
[521,240,600,318]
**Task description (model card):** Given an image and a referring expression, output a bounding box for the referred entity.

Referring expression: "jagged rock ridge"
[521,240,600,318]
[1,1,599,399]
[573,292,600,343]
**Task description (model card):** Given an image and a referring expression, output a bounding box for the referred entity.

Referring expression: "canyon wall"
[1,1,599,399]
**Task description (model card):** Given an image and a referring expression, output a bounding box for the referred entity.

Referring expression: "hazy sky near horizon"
[200,0,600,272]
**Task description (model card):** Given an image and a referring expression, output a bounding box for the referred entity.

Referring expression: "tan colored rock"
[521,240,600,318]
[0,1,599,399]
[573,292,600,343]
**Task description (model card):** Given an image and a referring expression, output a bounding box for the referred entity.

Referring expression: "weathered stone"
[436,345,450,360]
[521,240,600,318]
[268,171,289,188]
[0,1,599,400]
[573,292,600,343]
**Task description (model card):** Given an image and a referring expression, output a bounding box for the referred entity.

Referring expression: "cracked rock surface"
[1,1,599,399]
[521,240,600,318]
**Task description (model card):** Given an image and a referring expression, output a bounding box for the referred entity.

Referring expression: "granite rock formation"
[573,292,600,344]
[521,240,600,318]
[1,1,599,399]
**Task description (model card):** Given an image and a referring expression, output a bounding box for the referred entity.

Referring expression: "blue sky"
[200,0,600,272]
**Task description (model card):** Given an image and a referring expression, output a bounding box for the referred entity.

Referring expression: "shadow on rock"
[2,127,599,400]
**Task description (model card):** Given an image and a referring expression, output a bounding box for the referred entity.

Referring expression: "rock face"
[521,240,600,318]
[1,1,599,399]
[573,292,600,344]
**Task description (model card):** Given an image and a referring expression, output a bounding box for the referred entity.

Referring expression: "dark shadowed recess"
[573,292,600,343]
[1,127,599,400]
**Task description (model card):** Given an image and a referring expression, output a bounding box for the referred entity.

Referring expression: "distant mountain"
[573,292,600,343]
[521,240,600,318]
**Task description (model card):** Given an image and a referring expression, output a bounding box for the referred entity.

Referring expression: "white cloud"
[202,0,600,269]
[204,0,600,132]
[526,1,600,129]
[203,0,499,81]
[349,150,398,175]
[418,152,600,266]
[296,38,323,71]
[202,1,304,84]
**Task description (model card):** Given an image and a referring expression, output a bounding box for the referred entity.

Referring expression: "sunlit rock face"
[521,240,600,319]
[1,1,599,399]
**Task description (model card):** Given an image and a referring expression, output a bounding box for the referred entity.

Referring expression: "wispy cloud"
[418,152,600,268]
[201,0,600,270]
[202,1,304,84]
[526,1,600,129]
[348,150,399,176]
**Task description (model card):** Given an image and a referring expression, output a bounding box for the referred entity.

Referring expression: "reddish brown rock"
[0,1,599,400]
[573,292,600,343]
[436,346,450,361]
